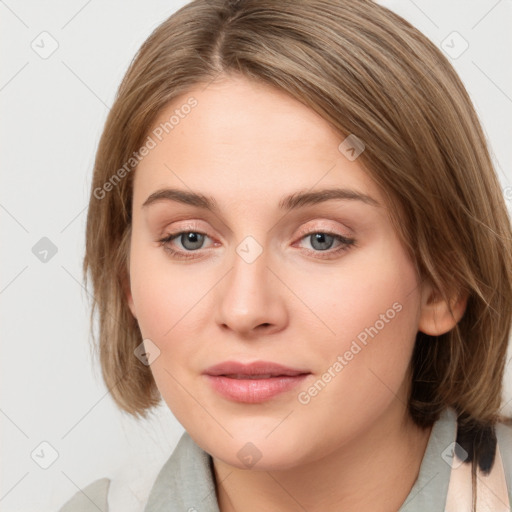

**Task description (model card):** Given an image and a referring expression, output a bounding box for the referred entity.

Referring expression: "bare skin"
[126,74,466,512]
[214,400,430,511]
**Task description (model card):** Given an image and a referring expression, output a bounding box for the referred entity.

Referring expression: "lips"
[203,360,309,378]
[203,361,311,403]
[223,374,283,379]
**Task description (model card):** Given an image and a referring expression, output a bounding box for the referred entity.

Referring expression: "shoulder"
[57,477,111,512]
[55,431,213,512]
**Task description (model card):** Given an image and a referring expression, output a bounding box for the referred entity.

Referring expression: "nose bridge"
[214,233,286,335]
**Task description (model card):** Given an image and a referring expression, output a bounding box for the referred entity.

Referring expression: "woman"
[58,0,512,510]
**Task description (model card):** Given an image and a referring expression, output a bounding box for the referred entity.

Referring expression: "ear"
[418,280,468,336]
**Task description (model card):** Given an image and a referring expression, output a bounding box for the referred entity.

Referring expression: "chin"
[201,432,311,471]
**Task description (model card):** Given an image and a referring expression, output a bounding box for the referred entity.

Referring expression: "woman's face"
[127,75,429,469]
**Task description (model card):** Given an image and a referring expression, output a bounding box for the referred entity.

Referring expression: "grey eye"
[308,233,335,251]
[179,232,206,250]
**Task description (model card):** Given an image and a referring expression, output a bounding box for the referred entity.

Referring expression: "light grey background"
[1,1,511,511]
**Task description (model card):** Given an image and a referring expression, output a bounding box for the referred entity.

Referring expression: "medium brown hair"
[83,0,512,489]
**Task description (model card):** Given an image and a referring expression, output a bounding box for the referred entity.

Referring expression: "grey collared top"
[57,407,512,512]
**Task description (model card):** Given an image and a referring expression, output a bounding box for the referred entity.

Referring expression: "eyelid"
[159,219,352,244]
[157,219,212,238]
[294,220,354,239]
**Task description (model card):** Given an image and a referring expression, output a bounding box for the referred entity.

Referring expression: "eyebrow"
[141,187,380,211]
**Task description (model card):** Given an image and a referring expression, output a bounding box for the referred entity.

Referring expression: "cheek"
[129,242,191,341]
[128,245,222,397]
[298,247,418,350]
[300,240,421,397]
[129,251,206,408]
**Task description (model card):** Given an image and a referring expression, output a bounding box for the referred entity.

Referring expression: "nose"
[214,242,288,337]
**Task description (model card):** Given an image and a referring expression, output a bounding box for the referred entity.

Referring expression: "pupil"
[182,232,204,250]
[312,233,334,251]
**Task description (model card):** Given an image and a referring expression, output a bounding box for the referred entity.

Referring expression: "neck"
[212,402,432,512]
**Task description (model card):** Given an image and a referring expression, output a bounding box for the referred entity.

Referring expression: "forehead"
[132,75,382,210]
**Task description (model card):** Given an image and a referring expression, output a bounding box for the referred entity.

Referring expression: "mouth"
[203,361,311,403]
[221,373,299,379]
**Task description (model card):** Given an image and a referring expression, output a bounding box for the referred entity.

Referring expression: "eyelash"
[157,228,356,261]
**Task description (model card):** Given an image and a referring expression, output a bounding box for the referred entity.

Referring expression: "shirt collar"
[399,407,457,511]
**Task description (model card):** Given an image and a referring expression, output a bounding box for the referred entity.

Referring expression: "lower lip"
[204,374,310,403]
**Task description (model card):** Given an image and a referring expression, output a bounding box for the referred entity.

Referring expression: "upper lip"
[203,360,310,377]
